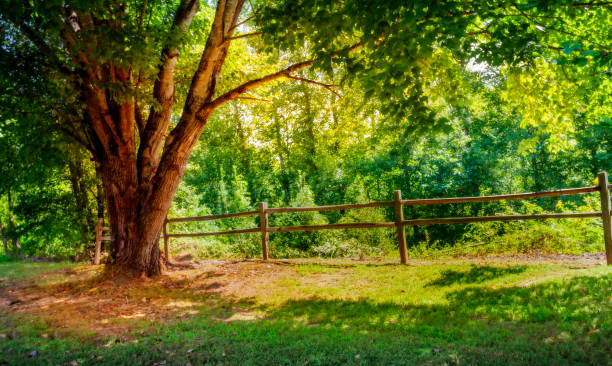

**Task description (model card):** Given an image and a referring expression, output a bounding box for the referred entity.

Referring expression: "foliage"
[176,58,611,258]
[270,177,329,256]
[257,0,612,130]
[457,199,604,256]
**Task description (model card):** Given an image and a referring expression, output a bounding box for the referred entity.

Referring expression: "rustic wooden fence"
[97,171,612,265]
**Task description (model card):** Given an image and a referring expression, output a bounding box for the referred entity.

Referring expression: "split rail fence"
[97,172,612,265]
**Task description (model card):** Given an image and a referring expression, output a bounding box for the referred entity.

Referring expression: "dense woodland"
[0,1,611,264]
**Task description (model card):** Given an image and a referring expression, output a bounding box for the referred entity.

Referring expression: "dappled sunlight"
[426,265,528,287]
[118,311,147,320]
[162,300,199,309]
[1,257,610,365]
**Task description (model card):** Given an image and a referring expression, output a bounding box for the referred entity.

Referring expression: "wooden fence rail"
[97,172,612,265]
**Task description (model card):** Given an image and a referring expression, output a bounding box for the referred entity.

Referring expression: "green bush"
[270,178,329,254]
[410,197,606,257]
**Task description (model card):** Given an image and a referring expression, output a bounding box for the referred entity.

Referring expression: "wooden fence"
[93,218,110,265]
[97,172,612,265]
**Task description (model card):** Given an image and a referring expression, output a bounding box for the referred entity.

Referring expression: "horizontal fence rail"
[166,227,260,238]
[268,222,397,233]
[402,212,602,226]
[158,172,612,265]
[401,186,601,205]
[266,201,395,213]
[166,210,259,223]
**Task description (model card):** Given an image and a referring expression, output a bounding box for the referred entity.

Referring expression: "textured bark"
[74,0,246,276]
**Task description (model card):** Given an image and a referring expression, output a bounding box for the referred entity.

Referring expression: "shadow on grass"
[267,260,404,270]
[2,269,611,365]
[245,273,611,365]
[426,265,528,287]
[264,272,610,331]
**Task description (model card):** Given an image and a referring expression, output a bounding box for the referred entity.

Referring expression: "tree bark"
[95,165,105,220]
[82,0,245,276]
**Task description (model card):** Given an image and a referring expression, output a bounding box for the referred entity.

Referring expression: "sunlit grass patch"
[0,258,611,365]
[0,261,78,283]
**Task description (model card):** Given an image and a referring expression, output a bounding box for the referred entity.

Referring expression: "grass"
[0,256,611,365]
[0,260,75,283]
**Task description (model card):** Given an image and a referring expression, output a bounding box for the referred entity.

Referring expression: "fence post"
[598,172,612,265]
[259,202,269,260]
[394,190,408,264]
[163,218,169,261]
[93,217,103,265]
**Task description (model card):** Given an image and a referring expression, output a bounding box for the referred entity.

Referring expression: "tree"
[1,0,609,275]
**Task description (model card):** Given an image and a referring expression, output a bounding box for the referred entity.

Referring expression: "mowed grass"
[0,257,611,365]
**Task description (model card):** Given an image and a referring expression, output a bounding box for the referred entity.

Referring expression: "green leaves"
[561,41,581,55]
[256,0,612,129]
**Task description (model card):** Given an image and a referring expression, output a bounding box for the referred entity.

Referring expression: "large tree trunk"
[84,0,244,276]
[14,0,318,276]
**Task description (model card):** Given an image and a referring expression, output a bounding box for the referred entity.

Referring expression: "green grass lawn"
[0,258,611,365]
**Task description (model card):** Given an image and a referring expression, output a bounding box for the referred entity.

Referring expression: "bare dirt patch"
[0,260,299,338]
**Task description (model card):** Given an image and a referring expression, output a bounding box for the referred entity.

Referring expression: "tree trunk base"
[102,255,166,279]
[100,261,165,283]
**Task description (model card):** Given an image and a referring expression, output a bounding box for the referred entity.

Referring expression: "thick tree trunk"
[101,0,244,276]
[9,0,328,277]
[42,0,315,276]
[100,146,197,276]
[99,150,159,275]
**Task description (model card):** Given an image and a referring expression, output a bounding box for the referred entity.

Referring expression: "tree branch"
[135,101,145,137]
[230,14,256,31]
[286,74,340,96]
[7,18,75,77]
[137,0,199,183]
[235,96,271,102]
[137,0,247,234]
[207,42,361,111]
[226,31,261,41]
[206,60,312,111]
